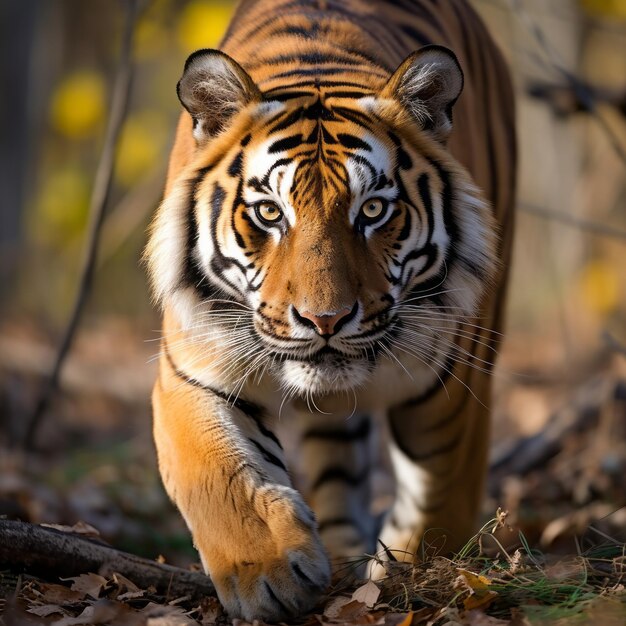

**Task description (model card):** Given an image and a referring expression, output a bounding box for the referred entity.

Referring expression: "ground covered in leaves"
[1,513,625,625]
[1,320,625,625]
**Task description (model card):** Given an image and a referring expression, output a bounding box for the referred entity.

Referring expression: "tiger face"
[148,47,498,397]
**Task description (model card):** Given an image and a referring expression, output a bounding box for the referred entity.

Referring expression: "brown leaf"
[140,601,196,624]
[112,572,142,593]
[41,521,101,538]
[61,572,108,599]
[50,599,125,626]
[37,582,83,605]
[117,589,147,601]
[323,595,354,620]
[27,604,69,617]
[147,617,198,626]
[336,599,369,621]
[351,581,381,608]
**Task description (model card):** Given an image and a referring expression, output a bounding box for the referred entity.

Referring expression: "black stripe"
[268,134,302,153]
[304,418,370,442]
[262,81,373,97]
[249,439,288,473]
[226,461,253,494]
[400,24,430,47]
[392,431,462,463]
[269,66,386,80]
[263,581,292,617]
[250,51,375,69]
[311,466,369,490]
[291,562,321,588]
[163,343,282,449]
[337,133,371,151]
[228,151,243,177]
[317,517,360,533]
[395,351,457,408]
[267,107,303,133]
[180,166,218,299]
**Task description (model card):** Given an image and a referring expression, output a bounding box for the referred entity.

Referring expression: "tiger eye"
[360,198,385,220]
[256,202,283,223]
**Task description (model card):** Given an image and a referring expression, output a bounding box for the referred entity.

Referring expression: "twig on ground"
[0,520,214,600]
[23,0,139,450]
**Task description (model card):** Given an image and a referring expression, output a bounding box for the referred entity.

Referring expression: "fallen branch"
[0,520,214,600]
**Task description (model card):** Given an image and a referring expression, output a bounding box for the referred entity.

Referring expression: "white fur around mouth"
[279,355,372,395]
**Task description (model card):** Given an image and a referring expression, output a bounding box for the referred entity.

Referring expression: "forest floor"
[0,318,625,625]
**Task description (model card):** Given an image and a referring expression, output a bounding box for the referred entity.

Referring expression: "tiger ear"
[177,49,261,144]
[381,45,464,141]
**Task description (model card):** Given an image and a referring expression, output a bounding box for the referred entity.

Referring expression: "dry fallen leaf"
[112,572,141,593]
[455,569,498,611]
[147,617,198,626]
[323,594,354,619]
[351,581,381,608]
[27,604,69,618]
[61,572,108,599]
[140,601,197,625]
[41,521,101,538]
[50,599,125,626]
[36,582,83,605]
[336,599,369,621]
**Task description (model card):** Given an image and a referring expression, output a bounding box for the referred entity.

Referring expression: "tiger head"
[147,46,498,397]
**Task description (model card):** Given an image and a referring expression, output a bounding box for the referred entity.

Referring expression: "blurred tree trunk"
[0,0,39,303]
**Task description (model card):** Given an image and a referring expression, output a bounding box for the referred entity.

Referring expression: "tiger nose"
[293,303,357,336]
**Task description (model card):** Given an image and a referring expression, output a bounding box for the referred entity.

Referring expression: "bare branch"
[507,0,626,165]
[518,202,626,242]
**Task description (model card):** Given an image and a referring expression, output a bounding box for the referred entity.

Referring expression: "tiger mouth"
[255,316,397,366]
[269,342,382,366]
[289,345,354,364]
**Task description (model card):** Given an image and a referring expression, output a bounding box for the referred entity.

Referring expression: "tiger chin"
[145,0,516,621]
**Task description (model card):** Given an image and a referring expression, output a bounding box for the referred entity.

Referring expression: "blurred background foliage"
[0,0,624,562]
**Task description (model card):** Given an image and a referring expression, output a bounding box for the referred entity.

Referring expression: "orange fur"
[147,0,515,620]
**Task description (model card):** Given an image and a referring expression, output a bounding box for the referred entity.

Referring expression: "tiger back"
[146,0,516,620]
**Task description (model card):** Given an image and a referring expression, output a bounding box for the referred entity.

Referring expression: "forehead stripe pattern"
[183,101,464,304]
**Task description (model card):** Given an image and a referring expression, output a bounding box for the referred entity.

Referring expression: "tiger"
[145,0,516,620]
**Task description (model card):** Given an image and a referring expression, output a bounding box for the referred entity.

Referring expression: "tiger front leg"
[376,371,493,567]
[292,406,378,572]
[152,377,330,621]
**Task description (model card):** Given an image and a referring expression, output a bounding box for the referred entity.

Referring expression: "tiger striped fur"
[146,0,516,620]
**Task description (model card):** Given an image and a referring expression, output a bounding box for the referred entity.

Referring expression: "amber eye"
[255,201,283,224]
[359,198,387,221]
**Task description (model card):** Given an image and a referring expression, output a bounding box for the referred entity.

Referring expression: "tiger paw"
[199,485,331,621]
